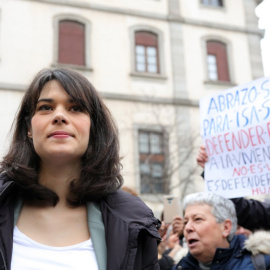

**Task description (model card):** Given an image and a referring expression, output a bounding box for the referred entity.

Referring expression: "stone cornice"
[0,82,199,107]
[0,83,26,92]
[101,92,199,107]
[168,15,264,37]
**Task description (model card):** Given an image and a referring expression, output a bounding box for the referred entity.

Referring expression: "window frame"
[138,129,168,194]
[53,14,92,71]
[206,40,230,82]
[135,31,159,74]
[202,36,233,84]
[129,25,166,79]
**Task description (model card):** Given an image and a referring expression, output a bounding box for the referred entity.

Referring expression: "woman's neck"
[38,161,81,201]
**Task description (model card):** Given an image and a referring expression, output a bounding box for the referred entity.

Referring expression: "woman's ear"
[222,219,232,238]
[27,131,32,138]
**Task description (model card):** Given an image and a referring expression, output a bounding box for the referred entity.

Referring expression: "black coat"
[0,174,161,270]
[232,197,270,231]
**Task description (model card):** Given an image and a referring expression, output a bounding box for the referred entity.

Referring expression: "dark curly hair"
[0,68,123,206]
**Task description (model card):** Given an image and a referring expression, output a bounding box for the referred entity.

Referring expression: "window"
[58,20,85,66]
[201,0,223,7]
[135,31,159,73]
[54,15,92,69]
[139,130,167,194]
[206,40,230,82]
[207,54,218,80]
[129,25,166,78]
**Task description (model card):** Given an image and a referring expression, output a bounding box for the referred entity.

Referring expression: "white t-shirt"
[11,226,98,270]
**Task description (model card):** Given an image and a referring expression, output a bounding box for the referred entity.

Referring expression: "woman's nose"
[52,110,69,125]
[184,221,193,233]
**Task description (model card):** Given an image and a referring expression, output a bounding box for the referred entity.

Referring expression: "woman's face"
[184,204,230,263]
[29,80,91,165]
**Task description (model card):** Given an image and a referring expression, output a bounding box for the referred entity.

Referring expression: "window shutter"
[58,20,85,66]
[135,31,158,46]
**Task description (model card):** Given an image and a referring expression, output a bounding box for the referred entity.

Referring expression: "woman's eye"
[38,105,52,111]
[70,105,83,112]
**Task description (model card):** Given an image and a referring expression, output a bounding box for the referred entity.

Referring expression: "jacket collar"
[86,202,107,270]
[0,173,15,205]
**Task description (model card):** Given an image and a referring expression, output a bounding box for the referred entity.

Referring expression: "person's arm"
[134,230,161,270]
[232,197,270,231]
[196,145,207,179]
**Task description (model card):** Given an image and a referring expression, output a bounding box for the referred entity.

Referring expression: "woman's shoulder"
[102,189,152,215]
[174,252,199,270]
[101,189,161,228]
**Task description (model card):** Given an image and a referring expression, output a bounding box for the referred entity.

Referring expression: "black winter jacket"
[231,197,270,231]
[0,174,161,270]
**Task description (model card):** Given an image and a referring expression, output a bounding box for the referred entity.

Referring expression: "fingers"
[172,216,184,235]
[158,221,170,238]
[196,145,208,168]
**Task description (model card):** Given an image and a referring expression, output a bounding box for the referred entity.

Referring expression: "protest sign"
[200,77,270,198]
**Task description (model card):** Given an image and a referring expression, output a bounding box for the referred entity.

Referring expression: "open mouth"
[188,239,199,247]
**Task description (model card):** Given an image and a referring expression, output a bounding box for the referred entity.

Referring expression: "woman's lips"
[49,131,73,138]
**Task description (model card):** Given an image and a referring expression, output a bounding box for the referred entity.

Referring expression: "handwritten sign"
[200,77,270,198]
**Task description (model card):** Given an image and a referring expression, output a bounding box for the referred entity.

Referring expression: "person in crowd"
[196,145,270,231]
[158,217,170,240]
[235,225,252,238]
[171,216,188,263]
[158,224,182,270]
[174,192,270,270]
[172,216,185,246]
[158,215,188,270]
[0,67,161,270]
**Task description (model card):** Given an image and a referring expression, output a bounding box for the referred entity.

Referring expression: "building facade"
[0,0,263,214]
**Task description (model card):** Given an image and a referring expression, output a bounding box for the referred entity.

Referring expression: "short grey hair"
[183,192,237,241]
